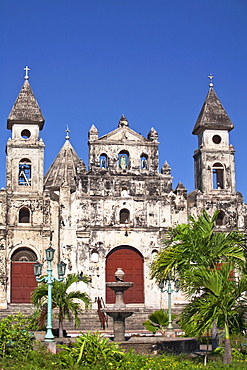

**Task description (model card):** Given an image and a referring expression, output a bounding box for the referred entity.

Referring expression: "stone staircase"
[0,304,185,333]
[0,304,152,332]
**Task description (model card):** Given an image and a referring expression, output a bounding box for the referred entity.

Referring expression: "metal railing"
[95,296,108,330]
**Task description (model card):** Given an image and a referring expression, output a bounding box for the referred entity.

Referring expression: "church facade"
[0,72,245,310]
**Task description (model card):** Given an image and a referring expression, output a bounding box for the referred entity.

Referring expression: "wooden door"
[11,262,37,303]
[106,246,144,304]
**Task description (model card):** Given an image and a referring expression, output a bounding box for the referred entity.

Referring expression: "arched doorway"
[106,246,144,304]
[11,248,37,303]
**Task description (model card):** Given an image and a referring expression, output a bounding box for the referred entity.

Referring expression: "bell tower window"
[19,207,30,223]
[212,163,224,189]
[212,135,221,144]
[120,209,130,224]
[100,154,108,169]
[118,151,129,169]
[140,154,148,169]
[21,129,31,139]
[18,158,31,186]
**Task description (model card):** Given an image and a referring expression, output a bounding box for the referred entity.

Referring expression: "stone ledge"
[119,337,199,355]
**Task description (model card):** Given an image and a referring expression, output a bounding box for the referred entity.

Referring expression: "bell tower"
[192,76,236,195]
[6,67,45,195]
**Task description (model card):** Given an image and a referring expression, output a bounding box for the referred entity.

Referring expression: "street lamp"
[159,273,179,330]
[33,245,66,342]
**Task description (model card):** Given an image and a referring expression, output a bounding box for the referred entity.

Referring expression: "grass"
[1,348,247,370]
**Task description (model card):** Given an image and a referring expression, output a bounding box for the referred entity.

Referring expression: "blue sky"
[0,0,247,198]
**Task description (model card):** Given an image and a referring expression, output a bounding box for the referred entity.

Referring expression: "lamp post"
[159,273,179,330]
[33,245,66,342]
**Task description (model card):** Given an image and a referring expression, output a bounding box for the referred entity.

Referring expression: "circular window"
[212,135,221,144]
[21,130,31,139]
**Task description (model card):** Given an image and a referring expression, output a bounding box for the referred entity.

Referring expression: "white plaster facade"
[0,76,246,310]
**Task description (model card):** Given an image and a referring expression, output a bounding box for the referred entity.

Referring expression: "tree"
[31,273,91,338]
[179,263,247,364]
[150,210,247,364]
[151,210,246,287]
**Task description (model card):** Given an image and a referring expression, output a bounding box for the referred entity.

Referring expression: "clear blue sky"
[0,0,247,198]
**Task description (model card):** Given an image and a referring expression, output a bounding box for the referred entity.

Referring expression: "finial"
[208,74,214,88]
[24,66,30,80]
[118,114,129,127]
[65,125,70,140]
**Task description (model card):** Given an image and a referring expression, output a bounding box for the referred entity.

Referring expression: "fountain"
[102,268,199,353]
[103,268,134,341]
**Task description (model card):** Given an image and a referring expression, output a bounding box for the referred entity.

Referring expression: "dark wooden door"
[106,246,144,304]
[11,262,37,303]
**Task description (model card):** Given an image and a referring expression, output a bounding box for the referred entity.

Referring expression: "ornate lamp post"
[159,273,179,330]
[33,246,66,342]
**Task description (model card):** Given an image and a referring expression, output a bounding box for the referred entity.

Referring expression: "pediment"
[97,127,148,143]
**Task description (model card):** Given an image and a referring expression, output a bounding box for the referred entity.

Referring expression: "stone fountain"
[103,268,134,341]
[102,268,199,353]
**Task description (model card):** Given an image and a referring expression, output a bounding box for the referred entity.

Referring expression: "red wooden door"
[11,262,37,303]
[106,246,144,304]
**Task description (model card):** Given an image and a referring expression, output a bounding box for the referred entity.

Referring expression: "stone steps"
[0,304,184,333]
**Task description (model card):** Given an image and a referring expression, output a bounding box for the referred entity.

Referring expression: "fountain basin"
[106,282,133,309]
[104,310,133,320]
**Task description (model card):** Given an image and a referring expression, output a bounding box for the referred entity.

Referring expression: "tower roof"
[7,79,45,130]
[44,140,82,190]
[192,87,234,135]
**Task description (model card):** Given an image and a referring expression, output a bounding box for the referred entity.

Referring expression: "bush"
[58,331,125,367]
[0,313,34,359]
[143,309,176,335]
[0,344,62,370]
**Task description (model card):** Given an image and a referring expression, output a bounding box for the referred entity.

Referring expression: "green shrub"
[0,313,34,359]
[143,309,176,335]
[58,331,125,367]
[214,347,245,360]
[0,344,62,370]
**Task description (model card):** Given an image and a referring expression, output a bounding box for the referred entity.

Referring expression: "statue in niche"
[141,158,147,169]
[120,155,127,169]
[101,157,106,168]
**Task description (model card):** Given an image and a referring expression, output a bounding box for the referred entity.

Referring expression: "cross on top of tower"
[208,74,214,88]
[24,66,30,80]
[65,125,70,140]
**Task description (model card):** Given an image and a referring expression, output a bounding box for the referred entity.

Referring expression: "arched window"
[91,249,99,263]
[216,211,225,226]
[118,150,129,169]
[19,207,30,223]
[11,247,37,261]
[212,163,224,189]
[121,187,128,197]
[140,154,148,169]
[119,209,130,224]
[100,154,108,169]
[18,158,31,186]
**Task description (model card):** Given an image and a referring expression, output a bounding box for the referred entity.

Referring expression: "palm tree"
[31,273,91,338]
[179,263,247,364]
[151,209,246,287]
[150,209,247,364]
